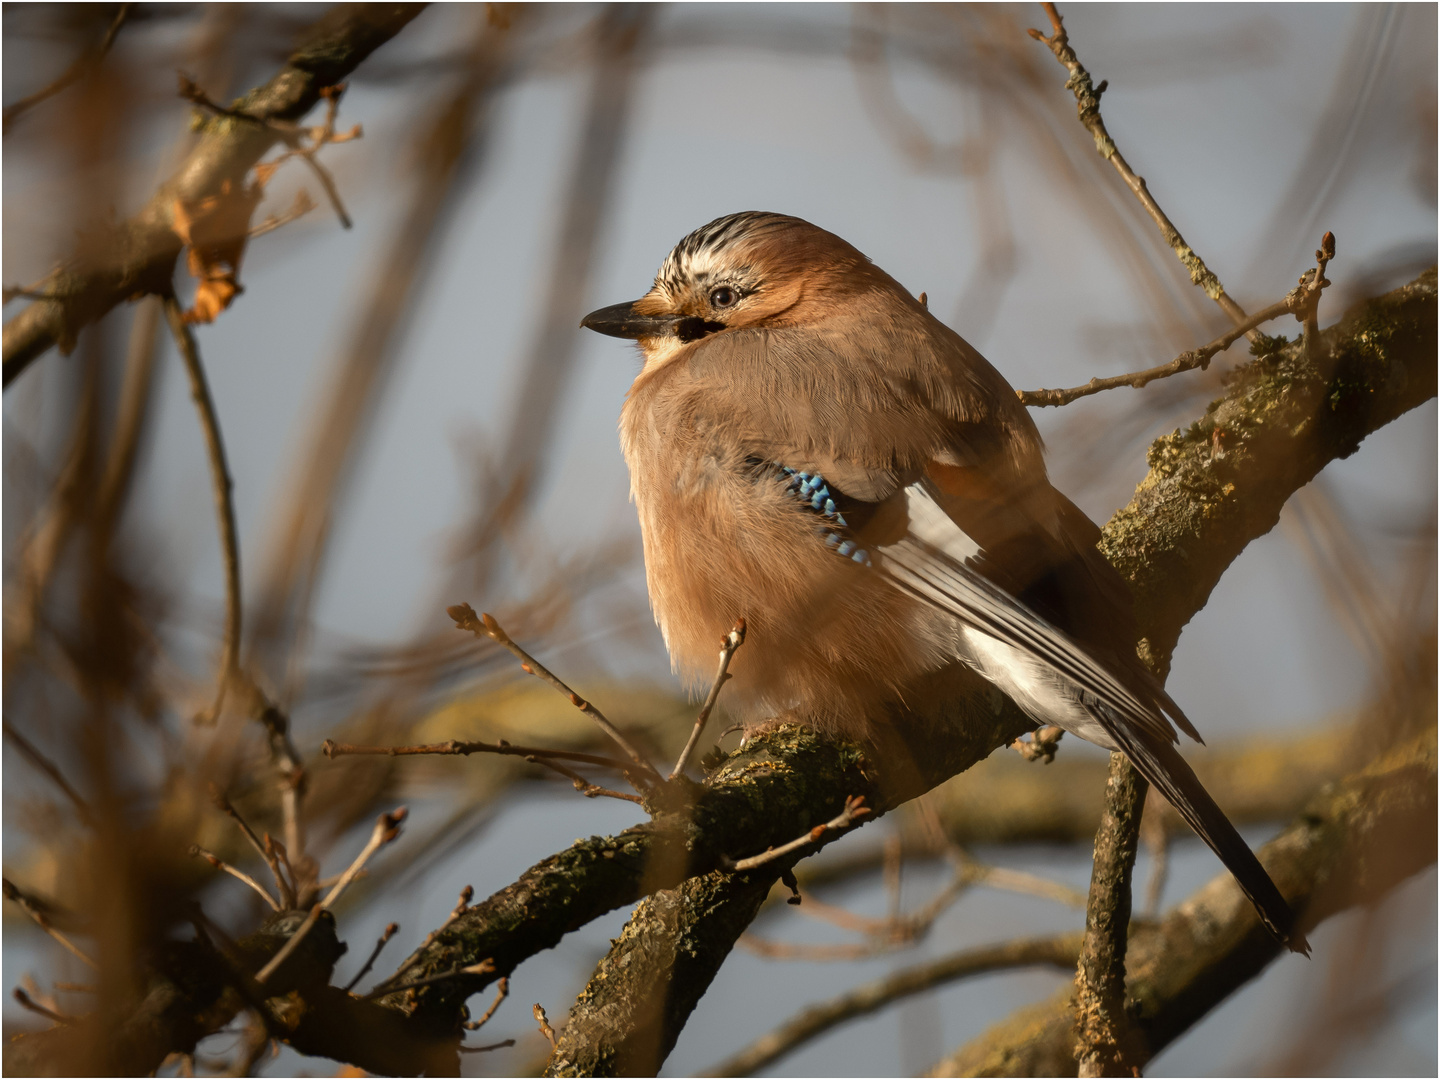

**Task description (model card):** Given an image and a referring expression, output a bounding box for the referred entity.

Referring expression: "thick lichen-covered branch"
[1102,267,1437,672]
[1,3,425,387]
[928,725,1437,1077]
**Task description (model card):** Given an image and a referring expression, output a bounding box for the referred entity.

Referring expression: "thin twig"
[2,880,97,971]
[2,722,95,826]
[370,885,473,999]
[1020,233,1337,407]
[344,922,399,993]
[1074,752,1148,1076]
[253,903,322,985]
[320,807,406,910]
[527,754,644,804]
[175,72,303,134]
[266,835,300,909]
[465,975,509,1029]
[208,784,291,908]
[448,603,662,787]
[2,3,132,132]
[361,959,494,1001]
[248,188,317,238]
[1301,231,1337,360]
[189,845,280,911]
[12,988,75,1026]
[670,619,746,780]
[1028,3,1255,336]
[163,296,240,722]
[181,76,361,229]
[722,796,872,873]
[1019,295,1291,408]
[323,736,639,774]
[533,1002,558,1048]
[709,933,1083,1076]
[459,1039,516,1053]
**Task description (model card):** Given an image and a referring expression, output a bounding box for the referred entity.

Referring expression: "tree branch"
[1,3,427,388]
[1072,754,1147,1076]
[709,933,1084,1077]
[1028,3,1253,332]
[929,726,1437,1076]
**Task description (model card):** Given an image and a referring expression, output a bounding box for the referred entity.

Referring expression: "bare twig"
[533,1002,558,1048]
[1074,752,1148,1077]
[2,880,97,971]
[1018,291,1298,407]
[209,785,292,908]
[248,189,317,239]
[266,836,300,909]
[448,604,662,787]
[189,845,281,911]
[361,959,494,1002]
[722,796,872,873]
[2,3,132,133]
[177,76,359,227]
[1028,3,1254,335]
[465,975,509,1030]
[323,736,639,774]
[1301,231,1337,359]
[2,722,95,826]
[750,851,1084,961]
[344,922,399,993]
[12,988,75,1026]
[163,296,241,722]
[320,807,407,910]
[670,619,746,779]
[528,755,644,804]
[709,933,1082,1076]
[459,1039,516,1053]
[254,903,322,985]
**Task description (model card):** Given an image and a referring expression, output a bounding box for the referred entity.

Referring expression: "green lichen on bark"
[1101,267,1436,670]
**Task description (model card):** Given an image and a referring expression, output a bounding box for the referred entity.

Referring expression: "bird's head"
[581,212,898,360]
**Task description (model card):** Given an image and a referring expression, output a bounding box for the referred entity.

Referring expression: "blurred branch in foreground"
[1,3,425,387]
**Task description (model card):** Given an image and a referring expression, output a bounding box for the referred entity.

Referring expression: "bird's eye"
[709,286,737,309]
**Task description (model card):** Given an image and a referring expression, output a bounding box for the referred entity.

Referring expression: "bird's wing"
[872,480,1185,746]
[773,470,1301,950]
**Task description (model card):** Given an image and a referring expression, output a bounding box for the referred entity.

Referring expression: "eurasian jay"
[582,211,1301,951]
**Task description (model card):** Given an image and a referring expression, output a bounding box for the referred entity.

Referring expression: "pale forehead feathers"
[653,211,794,297]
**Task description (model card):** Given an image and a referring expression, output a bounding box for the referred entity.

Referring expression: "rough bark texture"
[1100,268,1438,672]
[544,867,783,1077]
[927,725,1438,1076]
[1072,754,1148,1076]
[0,3,426,387]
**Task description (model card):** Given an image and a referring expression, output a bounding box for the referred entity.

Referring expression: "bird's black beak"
[581,301,677,340]
[581,302,726,343]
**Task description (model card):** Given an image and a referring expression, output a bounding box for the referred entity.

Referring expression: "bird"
[581,210,1303,952]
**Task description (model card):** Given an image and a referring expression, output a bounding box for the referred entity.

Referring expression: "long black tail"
[1104,713,1309,955]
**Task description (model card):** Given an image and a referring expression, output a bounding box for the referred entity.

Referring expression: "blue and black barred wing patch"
[750,459,875,566]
